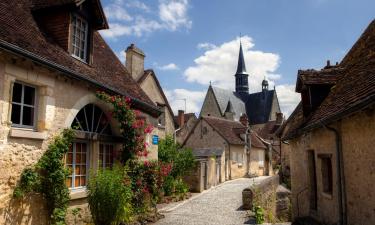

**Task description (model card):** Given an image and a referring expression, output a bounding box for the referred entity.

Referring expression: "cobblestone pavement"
[154,177,269,225]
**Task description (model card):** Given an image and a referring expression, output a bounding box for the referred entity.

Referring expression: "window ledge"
[10,128,47,140]
[70,188,87,200]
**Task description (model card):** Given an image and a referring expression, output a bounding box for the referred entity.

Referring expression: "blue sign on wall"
[152,135,159,145]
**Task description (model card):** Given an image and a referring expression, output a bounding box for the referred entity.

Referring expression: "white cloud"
[197,42,217,50]
[159,0,192,31]
[183,36,300,117]
[100,23,132,38]
[101,0,192,38]
[104,4,133,21]
[184,36,280,93]
[275,84,300,117]
[165,89,206,114]
[126,0,151,12]
[158,63,180,71]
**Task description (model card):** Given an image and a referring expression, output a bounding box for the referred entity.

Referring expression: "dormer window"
[71,14,88,61]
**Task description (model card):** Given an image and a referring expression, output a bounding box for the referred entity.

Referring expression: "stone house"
[282,20,375,225]
[183,116,271,188]
[0,1,164,224]
[174,110,198,144]
[125,44,176,139]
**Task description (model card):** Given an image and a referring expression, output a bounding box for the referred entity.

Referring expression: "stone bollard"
[242,188,253,210]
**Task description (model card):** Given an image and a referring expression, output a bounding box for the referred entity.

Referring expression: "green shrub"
[253,205,265,224]
[87,165,133,225]
[162,176,175,196]
[174,178,188,195]
[158,136,196,178]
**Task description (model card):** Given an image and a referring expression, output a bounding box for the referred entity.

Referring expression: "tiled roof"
[202,116,266,149]
[283,19,375,139]
[257,120,280,140]
[296,67,344,92]
[174,113,197,127]
[203,116,246,145]
[211,86,246,120]
[0,0,157,114]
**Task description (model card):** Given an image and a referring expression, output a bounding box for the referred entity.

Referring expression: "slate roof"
[245,90,278,125]
[283,19,375,140]
[211,86,246,120]
[0,0,158,115]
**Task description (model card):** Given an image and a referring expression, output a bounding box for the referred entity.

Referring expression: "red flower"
[136,179,142,186]
[125,96,131,104]
[144,125,154,134]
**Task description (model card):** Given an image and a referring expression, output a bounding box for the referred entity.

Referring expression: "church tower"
[235,41,249,94]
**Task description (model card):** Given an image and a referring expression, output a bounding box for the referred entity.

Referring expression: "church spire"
[235,40,249,94]
[236,41,247,74]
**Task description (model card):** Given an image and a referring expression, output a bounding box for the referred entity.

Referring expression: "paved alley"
[154,177,269,225]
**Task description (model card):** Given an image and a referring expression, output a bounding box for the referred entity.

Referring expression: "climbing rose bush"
[96,91,153,161]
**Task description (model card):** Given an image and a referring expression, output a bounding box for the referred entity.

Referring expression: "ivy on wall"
[13,129,75,225]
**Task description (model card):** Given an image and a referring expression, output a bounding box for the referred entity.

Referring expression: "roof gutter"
[0,40,161,117]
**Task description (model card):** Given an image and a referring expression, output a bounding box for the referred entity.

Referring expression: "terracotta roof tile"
[0,0,154,113]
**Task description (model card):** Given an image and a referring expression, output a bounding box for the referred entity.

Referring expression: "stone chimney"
[178,110,185,127]
[125,43,145,81]
[276,112,283,125]
[239,114,249,127]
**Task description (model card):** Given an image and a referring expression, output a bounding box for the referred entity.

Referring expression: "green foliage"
[174,178,189,195]
[253,205,265,224]
[13,168,39,198]
[162,176,175,196]
[158,136,196,178]
[87,165,133,225]
[13,129,74,225]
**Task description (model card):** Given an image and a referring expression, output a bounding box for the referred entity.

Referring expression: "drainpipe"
[228,142,232,180]
[173,128,181,144]
[324,124,347,225]
[245,127,251,177]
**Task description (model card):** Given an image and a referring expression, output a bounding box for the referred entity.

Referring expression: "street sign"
[152,135,159,145]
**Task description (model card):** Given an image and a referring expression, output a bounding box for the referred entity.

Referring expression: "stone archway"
[63,94,120,136]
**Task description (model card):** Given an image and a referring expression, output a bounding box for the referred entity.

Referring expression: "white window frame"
[71,14,88,62]
[99,143,115,169]
[11,81,37,129]
[66,141,90,190]
[258,151,265,168]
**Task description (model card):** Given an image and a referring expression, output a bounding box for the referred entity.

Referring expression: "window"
[320,155,333,195]
[71,14,88,61]
[258,151,265,167]
[65,142,88,189]
[11,82,36,128]
[99,143,114,169]
[71,104,112,135]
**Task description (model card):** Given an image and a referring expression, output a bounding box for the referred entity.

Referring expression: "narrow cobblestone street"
[154,177,269,225]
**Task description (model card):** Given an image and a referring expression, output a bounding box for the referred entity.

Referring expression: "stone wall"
[0,56,158,224]
[289,108,375,225]
[199,88,222,118]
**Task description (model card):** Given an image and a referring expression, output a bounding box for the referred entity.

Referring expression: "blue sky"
[100,0,375,116]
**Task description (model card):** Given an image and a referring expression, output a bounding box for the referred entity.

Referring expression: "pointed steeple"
[235,40,249,94]
[236,41,247,74]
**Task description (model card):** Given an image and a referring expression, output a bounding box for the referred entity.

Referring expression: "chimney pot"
[178,110,185,127]
[239,114,249,127]
[326,60,331,67]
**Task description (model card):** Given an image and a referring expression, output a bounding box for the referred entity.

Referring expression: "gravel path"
[154,177,269,225]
